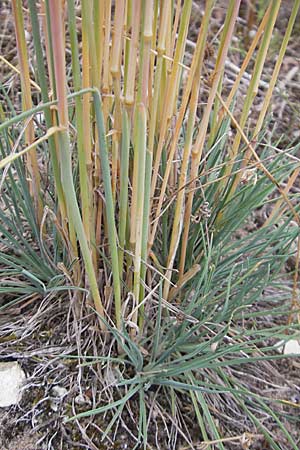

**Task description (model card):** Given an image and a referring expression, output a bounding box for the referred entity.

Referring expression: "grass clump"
[1,1,300,448]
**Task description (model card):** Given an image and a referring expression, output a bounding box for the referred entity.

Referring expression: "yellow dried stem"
[81,1,95,253]
[149,0,214,253]
[218,3,272,124]
[128,1,142,247]
[124,0,141,106]
[102,0,112,125]
[164,58,203,298]
[150,0,191,212]
[179,0,240,275]
[215,1,280,211]
[12,0,43,225]
[111,0,125,199]
[48,0,105,324]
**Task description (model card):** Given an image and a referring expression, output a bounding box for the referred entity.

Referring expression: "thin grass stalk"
[93,2,105,262]
[150,0,192,203]
[102,0,112,124]
[127,0,142,249]
[44,0,79,271]
[111,0,125,199]
[48,1,105,325]
[217,3,272,125]
[123,0,132,95]
[165,1,172,68]
[254,0,300,136]
[137,0,153,104]
[124,0,141,107]
[93,91,122,332]
[11,0,43,225]
[259,0,300,227]
[139,149,152,330]
[149,0,214,253]
[137,0,154,327]
[171,0,181,59]
[179,0,240,277]
[147,0,169,156]
[131,104,147,335]
[148,0,159,109]
[83,1,103,269]
[67,0,91,250]
[41,2,55,92]
[207,76,223,149]
[45,0,61,93]
[83,1,99,87]
[229,0,280,146]
[28,0,67,222]
[81,1,94,249]
[111,0,125,78]
[215,0,281,215]
[168,0,191,196]
[163,60,203,299]
[168,2,191,119]
[161,150,168,264]
[194,0,240,155]
[0,103,5,122]
[149,1,194,250]
[94,1,104,90]
[159,3,171,118]
[118,110,130,274]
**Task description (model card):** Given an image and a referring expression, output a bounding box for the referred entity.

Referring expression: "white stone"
[0,362,26,407]
[284,339,300,355]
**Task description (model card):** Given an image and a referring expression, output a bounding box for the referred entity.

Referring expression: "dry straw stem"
[164,2,212,291]
[178,0,241,284]
[137,1,154,325]
[129,0,145,248]
[45,0,79,279]
[224,0,300,203]
[28,0,68,226]
[67,0,90,250]
[11,0,43,225]
[131,104,147,334]
[214,1,281,216]
[148,0,211,252]
[48,1,105,326]
[217,3,272,125]
[149,0,192,223]
[110,0,125,200]
[78,1,94,249]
